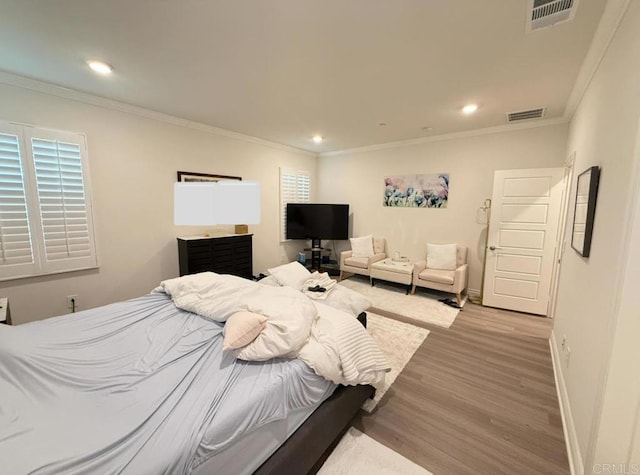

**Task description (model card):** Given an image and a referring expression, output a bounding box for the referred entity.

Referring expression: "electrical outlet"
[565,346,571,367]
[67,294,79,311]
[561,335,567,350]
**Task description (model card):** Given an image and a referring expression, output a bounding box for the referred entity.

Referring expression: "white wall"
[552,0,640,471]
[593,132,640,468]
[0,81,316,324]
[317,124,568,293]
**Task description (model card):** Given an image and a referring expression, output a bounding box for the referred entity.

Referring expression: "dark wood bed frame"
[254,311,373,474]
[254,384,374,474]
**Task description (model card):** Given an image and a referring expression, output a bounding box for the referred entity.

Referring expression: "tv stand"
[303,240,339,275]
[309,238,322,270]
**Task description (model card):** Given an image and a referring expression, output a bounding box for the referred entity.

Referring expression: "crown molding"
[564,0,633,119]
[319,117,569,158]
[0,70,316,158]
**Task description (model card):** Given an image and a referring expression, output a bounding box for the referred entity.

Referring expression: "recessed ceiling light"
[462,104,478,115]
[87,60,113,75]
[312,135,323,144]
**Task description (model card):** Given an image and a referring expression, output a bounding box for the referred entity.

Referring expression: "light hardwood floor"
[352,301,569,475]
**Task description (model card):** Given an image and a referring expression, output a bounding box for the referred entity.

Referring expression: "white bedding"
[157,272,389,386]
[301,271,337,300]
[298,302,388,386]
[260,273,372,317]
[157,273,316,360]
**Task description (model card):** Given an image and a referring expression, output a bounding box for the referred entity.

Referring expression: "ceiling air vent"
[506,108,546,122]
[526,0,579,32]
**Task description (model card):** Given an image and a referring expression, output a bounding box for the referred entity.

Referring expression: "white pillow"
[323,285,371,316]
[267,261,311,288]
[223,311,267,350]
[258,275,280,287]
[426,243,457,271]
[350,235,374,258]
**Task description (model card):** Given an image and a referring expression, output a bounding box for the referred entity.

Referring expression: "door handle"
[489,246,501,251]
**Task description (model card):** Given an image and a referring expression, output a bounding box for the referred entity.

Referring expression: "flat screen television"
[286,203,349,240]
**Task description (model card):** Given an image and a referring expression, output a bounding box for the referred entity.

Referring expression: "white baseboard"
[550,331,584,475]
[465,288,482,304]
[467,288,480,298]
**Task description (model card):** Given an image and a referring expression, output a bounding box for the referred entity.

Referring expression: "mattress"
[191,402,325,475]
[0,292,335,474]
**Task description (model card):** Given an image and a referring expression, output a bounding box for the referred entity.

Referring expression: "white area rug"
[341,276,465,328]
[318,427,433,475]
[363,313,429,412]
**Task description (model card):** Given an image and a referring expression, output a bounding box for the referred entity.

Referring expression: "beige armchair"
[339,237,386,280]
[411,245,468,305]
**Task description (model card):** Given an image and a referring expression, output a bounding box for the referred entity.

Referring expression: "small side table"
[370,258,414,295]
[0,298,11,325]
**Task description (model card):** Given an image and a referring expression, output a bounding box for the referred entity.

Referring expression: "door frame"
[548,153,576,318]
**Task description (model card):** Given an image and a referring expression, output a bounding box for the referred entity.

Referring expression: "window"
[279,167,310,241]
[0,123,98,280]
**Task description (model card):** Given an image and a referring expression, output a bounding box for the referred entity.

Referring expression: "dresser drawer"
[178,235,253,278]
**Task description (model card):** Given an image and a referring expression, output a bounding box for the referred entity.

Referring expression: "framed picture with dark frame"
[177,171,242,182]
[571,166,600,258]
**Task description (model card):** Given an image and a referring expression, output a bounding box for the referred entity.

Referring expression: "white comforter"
[157,272,389,386]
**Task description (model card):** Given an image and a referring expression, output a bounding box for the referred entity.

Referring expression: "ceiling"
[0,0,606,153]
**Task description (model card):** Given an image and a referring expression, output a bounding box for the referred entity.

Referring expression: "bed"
[0,270,386,474]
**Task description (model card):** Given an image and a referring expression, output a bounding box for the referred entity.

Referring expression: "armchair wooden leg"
[411,285,416,295]
[339,270,343,281]
[456,292,462,306]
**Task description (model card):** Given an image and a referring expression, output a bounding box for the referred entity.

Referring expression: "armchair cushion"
[426,243,457,271]
[350,235,374,258]
[344,256,369,269]
[418,268,455,285]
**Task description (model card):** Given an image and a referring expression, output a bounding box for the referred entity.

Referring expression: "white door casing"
[548,155,575,319]
[483,168,565,315]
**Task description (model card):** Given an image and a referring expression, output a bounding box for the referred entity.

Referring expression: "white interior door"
[483,168,564,316]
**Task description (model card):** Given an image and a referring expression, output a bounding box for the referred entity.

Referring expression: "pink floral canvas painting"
[383,174,449,208]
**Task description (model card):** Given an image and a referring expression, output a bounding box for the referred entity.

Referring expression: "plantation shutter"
[280,168,311,241]
[0,128,36,279]
[0,122,98,280]
[32,138,92,261]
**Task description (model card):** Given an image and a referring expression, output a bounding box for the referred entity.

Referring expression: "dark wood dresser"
[177,234,253,279]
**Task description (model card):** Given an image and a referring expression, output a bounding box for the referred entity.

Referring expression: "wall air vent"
[526,0,579,32]
[506,108,546,122]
